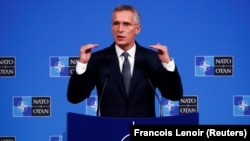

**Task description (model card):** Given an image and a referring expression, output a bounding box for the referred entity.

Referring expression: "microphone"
[145,73,163,117]
[97,73,111,117]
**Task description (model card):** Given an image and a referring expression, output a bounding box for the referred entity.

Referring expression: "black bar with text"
[130,125,250,140]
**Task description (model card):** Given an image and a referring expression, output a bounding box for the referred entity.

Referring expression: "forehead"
[112,11,135,22]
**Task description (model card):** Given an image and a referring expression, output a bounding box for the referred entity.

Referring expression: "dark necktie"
[122,52,131,95]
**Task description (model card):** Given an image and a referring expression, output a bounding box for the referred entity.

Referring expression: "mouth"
[117,35,125,41]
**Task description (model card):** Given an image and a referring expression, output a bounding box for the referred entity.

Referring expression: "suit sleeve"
[149,53,183,101]
[67,59,97,104]
[157,66,183,100]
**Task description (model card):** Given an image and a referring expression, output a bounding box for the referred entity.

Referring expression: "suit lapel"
[105,46,128,97]
[128,45,146,97]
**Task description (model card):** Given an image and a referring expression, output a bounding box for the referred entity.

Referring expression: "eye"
[112,22,120,27]
[123,22,131,27]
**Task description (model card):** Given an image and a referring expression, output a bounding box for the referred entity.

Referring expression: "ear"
[135,24,141,35]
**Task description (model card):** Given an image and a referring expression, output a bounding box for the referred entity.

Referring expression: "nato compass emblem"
[17,101,28,113]
[161,98,179,116]
[50,56,79,77]
[164,100,175,112]
[233,95,250,116]
[50,56,69,77]
[54,61,65,73]
[90,99,98,112]
[195,56,214,76]
[199,61,210,72]
[13,97,32,117]
[86,96,98,116]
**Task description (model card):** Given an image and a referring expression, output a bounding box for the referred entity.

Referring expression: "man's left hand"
[149,43,171,63]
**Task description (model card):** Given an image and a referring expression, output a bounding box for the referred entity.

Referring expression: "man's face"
[111,11,141,49]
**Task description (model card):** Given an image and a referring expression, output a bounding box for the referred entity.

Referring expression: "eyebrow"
[112,21,133,24]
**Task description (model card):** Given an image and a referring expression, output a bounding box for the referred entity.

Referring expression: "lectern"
[67,112,199,141]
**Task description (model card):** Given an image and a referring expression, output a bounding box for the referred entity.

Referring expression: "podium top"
[67,112,199,125]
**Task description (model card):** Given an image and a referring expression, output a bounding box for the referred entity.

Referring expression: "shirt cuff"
[162,58,175,72]
[76,60,87,75]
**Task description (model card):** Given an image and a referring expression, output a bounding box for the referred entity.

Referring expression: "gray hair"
[112,4,141,24]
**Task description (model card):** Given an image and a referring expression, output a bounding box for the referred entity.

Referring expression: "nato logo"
[0,57,15,77]
[50,135,63,141]
[161,98,179,116]
[162,96,198,116]
[13,96,51,117]
[0,136,15,141]
[49,56,79,77]
[195,56,233,76]
[86,96,98,116]
[233,95,250,116]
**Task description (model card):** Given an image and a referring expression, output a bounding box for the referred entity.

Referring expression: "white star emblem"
[163,100,175,111]
[54,61,65,72]
[90,99,98,112]
[199,61,210,72]
[17,101,28,112]
[238,100,249,111]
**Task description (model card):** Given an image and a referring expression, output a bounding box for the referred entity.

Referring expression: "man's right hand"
[79,44,98,64]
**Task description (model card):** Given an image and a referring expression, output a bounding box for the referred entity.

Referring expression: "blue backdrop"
[1,0,249,141]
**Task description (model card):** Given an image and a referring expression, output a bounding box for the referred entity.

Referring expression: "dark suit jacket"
[67,42,183,118]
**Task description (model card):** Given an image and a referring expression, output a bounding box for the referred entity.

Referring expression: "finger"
[84,44,99,50]
[80,44,99,53]
[149,44,162,50]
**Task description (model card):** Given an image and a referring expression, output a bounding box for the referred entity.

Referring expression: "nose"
[118,24,125,32]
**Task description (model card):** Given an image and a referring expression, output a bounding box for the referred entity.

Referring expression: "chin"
[116,41,127,47]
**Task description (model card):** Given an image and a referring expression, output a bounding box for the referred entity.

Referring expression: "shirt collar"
[115,44,136,58]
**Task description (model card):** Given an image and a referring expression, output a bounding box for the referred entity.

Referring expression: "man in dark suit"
[67,4,183,118]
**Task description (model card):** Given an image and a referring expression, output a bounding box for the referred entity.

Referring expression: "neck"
[117,42,136,51]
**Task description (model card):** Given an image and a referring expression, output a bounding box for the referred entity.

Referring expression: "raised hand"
[79,44,98,63]
[149,43,171,63]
